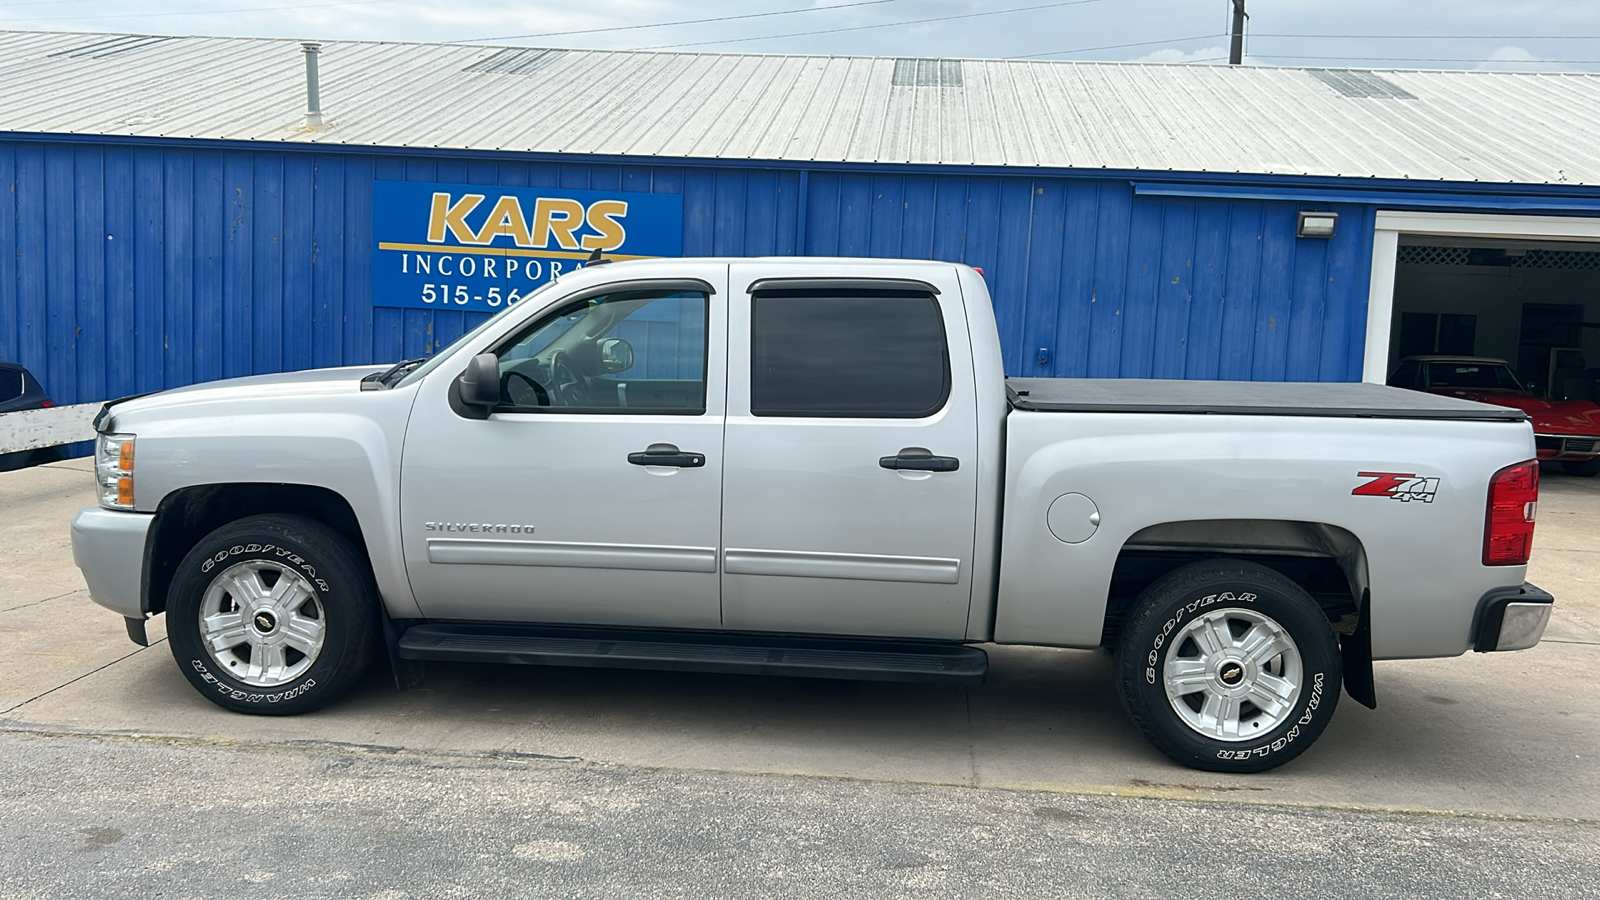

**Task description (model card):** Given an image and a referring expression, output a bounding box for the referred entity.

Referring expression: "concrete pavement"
[2,459,1597,823]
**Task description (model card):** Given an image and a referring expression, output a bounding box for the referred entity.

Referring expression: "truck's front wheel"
[166,514,376,715]
[1115,560,1341,773]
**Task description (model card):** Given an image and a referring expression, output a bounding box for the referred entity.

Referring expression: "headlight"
[96,433,136,510]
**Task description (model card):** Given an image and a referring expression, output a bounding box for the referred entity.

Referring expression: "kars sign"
[371,181,684,313]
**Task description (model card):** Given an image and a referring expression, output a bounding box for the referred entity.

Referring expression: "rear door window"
[749,291,950,418]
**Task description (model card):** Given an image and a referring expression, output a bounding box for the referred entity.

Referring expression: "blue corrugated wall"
[0,138,1377,406]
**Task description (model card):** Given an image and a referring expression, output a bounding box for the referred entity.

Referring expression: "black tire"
[1115,560,1341,773]
[1561,459,1600,477]
[166,514,376,715]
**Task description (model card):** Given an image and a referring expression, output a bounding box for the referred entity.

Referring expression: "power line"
[453,0,910,44]
[1,0,409,22]
[1255,53,1600,65]
[1009,34,1227,59]
[634,0,1109,51]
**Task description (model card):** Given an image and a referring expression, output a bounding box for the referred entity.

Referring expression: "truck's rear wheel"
[166,514,375,715]
[1115,560,1341,773]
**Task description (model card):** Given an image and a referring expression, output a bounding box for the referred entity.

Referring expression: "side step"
[397,623,988,685]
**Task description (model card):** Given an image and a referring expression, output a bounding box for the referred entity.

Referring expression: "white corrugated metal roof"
[3,29,1600,186]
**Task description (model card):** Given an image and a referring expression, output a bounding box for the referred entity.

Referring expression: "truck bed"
[1005,378,1527,422]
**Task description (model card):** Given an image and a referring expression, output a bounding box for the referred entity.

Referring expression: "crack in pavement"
[1,588,88,614]
[0,638,166,717]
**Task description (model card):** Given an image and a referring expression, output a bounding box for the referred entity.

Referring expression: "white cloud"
[1134,45,1228,65]
[1474,45,1558,73]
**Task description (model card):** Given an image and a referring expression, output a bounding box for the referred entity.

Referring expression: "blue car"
[0,361,63,470]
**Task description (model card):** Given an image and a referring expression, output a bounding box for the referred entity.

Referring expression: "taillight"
[39,399,54,408]
[1484,460,1538,566]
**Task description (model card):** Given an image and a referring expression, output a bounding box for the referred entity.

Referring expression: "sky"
[2,0,1600,72]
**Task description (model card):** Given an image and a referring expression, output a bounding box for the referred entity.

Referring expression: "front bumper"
[1534,434,1600,461]
[1472,582,1554,652]
[70,506,154,619]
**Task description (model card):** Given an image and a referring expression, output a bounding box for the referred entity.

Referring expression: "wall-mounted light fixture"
[1297,211,1338,238]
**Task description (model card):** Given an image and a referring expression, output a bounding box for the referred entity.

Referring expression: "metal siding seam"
[713,169,746,256]
[368,156,405,364]
[343,154,375,366]
[774,169,798,255]
[898,174,936,260]
[220,152,252,379]
[311,154,342,368]
[132,148,164,393]
[44,146,76,403]
[283,153,315,372]
[1185,199,1232,380]
[1117,194,1163,378]
[1085,181,1131,378]
[992,177,1036,374]
[161,150,194,387]
[929,175,967,265]
[1151,197,1197,380]
[1019,178,1066,378]
[0,145,15,366]
[1218,200,1262,381]
[73,146,107,402]
[1285,230,1329,381]
[399,157,437,360]
[1055,180,1100,379]
[194,151,228,385]
[868,173,903,258]
[1252,203,1299,381]
[11,145,45,380]
[744,169,779,257]
[805,170,838,255]
[1327,204,1378,382]
[252,152,285,376]
[835,172,872,256]
[675,167,712,257]
[103,147,136,396]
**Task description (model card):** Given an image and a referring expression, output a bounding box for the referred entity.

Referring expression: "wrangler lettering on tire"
[166,514,375,716]
[1115,560,1342,774]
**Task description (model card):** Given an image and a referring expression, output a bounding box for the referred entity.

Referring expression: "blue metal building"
[6,31,1600,407]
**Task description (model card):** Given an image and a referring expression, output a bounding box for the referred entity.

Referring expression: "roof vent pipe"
[301,41,324,128]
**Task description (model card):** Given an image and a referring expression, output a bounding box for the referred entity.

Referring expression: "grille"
[463,48,561,76]
[1307,69,1416,100]
[1564,438,1597,453]
[892,58,963,88]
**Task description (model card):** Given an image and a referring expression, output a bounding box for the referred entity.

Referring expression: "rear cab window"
[749,289,951,418]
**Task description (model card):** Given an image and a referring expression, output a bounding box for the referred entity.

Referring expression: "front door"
[718,264,980,640]
[400,269,728,628]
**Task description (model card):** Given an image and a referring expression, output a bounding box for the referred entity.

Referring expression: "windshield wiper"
[362,357,428,391]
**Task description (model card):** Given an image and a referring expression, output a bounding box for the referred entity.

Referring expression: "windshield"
[394,280,561,388]
[1425,362,1524,391]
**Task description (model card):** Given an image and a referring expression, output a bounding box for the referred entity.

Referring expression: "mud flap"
[1340,588,1376,709]
[382,614,426,690]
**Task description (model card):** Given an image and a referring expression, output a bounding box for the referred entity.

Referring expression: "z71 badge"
[1352,472,1439,503]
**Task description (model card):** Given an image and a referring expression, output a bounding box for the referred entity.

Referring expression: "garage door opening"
[1388,238,1600,400]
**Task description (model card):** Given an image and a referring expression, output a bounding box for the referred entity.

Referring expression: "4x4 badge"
[1352,472,1439,503]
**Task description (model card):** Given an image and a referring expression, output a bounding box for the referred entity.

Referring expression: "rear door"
[718,264,979,639]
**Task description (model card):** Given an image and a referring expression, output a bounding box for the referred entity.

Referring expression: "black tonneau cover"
[1006,378,1528,422]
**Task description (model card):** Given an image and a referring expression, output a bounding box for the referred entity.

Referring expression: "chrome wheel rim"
[198,560,325,688]
[1163,607,1302,742]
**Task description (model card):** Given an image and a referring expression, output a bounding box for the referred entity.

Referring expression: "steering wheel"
[548,350,588,407]
[501,370,550,407]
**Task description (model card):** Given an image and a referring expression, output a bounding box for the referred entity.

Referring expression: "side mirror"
[598,338,634,374]
[457,353,501,407]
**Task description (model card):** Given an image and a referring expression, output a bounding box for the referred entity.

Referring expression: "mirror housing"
[598,338,634,374]
[457,353,501,408]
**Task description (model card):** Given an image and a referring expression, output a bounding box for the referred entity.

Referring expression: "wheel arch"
[143,483,370,616]
[1102,518,1375,708]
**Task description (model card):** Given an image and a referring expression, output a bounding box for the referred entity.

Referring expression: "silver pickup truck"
[71,258,1552,772]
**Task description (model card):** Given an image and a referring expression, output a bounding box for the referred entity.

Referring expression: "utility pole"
[1229,0,1247,65]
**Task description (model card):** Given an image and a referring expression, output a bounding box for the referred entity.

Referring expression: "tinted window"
[1426,362,1522,391]
[0,370,21,403]
[493,290,708,414]
[750,292,950,418]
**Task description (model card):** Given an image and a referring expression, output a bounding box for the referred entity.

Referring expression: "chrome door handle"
[627,443,706,468]
[879,447,959,472]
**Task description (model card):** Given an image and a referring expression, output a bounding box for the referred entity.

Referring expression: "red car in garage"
[1389,355,1600,476]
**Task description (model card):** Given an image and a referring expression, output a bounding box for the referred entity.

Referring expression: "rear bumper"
[70,506,153,619]
[1472,582,1554,652]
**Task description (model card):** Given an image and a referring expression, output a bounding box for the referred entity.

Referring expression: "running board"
[396,624,988,685]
